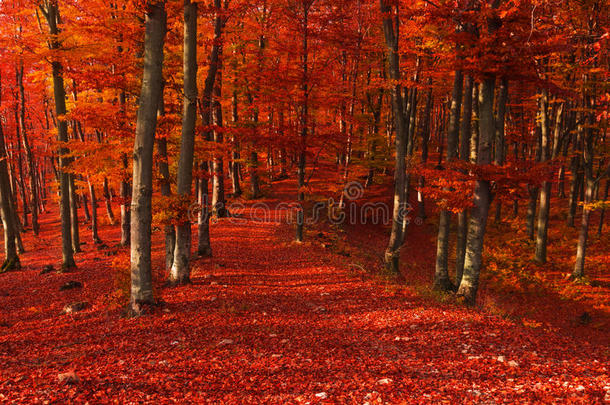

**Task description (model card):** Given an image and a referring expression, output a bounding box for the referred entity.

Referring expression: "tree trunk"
[380,1,409,274]
[534,89,552,263]
[212,61,227,217]
[102,177,116,225]
[434,70,462,292]
[169,0,198,286]
[456,75,473,285]
[0,77,20,272]
[597,179,608,236]
[42,1,75,270]
[69,176,81,252]
[129,1,166,314]
[16,63,39,235]
[230,90,242,196]
[456,76,495,305]
[157,86,175,271]
[87,179,102,244]
[493,79,508,223]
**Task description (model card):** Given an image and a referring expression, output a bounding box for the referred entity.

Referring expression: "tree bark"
[42,0,75,270]
[456,74,473,285]
[129,1,166,314]
[169,0,198,285]
[157,85,175,271]
[434,70,462,292]
[16,63,39,235]
[380,0,409,274]
[534,89,552,263]
[0,76,20,272]
[456,76,495,305]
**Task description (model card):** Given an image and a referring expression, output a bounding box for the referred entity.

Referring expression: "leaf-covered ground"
[0,180,608,403]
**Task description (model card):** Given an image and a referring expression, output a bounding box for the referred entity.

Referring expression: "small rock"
[40,265,55,275]
[60,281,82,291]
[315,392,328,399]
[575,385,585,392]
[61,302,89,315]
[507,360,519,367]
[217,338,234,346]
[170,341,180,346]
[377,378,393,385]
[58,371,79,384]
[497,356,505,363]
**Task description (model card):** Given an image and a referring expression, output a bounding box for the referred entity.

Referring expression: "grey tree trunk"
[0,76,20,272]
[493,79,508,223]
[197,0,224,258]
[102,177,116,225]
[157,85,175,271]
[534,89,552,263]
[69,177,81,252]
[87,179,102,244]
[456,74,473,285]
[212,68,227,217]
[380,0,409,274]
[434,70,462,292]
[169,0,198,286]
[295,5,310,243]
[573,94,598,278]
[16,63,39,235]
[230,90,242,196]
[129,1,166,314]
[41,0,75,270]
[456,77,495,305]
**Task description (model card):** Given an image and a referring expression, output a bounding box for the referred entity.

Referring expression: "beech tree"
[129,0,167,315]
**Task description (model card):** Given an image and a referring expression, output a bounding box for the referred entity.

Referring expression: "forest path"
[0,182,608,403]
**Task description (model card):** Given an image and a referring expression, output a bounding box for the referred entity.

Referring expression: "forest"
[0,0,608,402]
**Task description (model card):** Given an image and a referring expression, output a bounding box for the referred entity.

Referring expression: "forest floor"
[0,174,608,403]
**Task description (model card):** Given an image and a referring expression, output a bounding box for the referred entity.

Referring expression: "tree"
[130,0,167,315]
[169,0,198,286]
[40,0,76,271]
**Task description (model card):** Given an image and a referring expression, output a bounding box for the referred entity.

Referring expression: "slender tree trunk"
[0,77,20,272]
[230,90,242,196]
[534,89,552,263]
[16,63,39,235]
[169,0,198,285]
[120,155,131,246]
[197,0,224,257]
[69,176,81,252]
[456,74,473,285]
[295,5,310,243]
[13,100,28,230]
[434,70,462,292]
[157,86,175,271]
[87,179,102,244]
[102,177,116,225]
[597,179,608,236]
[456,76,495,305]
[493,79,508,223]
[42,1,75,270]
[212,61,227,217]
[129,1,166,314]
[380,1,409,273]
[82,186,91,223]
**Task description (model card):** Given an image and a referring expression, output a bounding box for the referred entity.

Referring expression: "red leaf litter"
[0,184,608,404]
